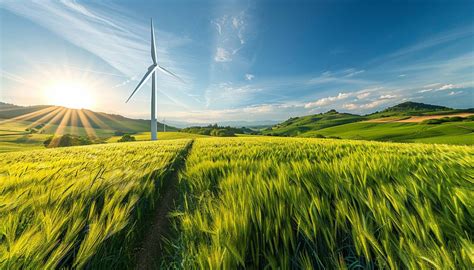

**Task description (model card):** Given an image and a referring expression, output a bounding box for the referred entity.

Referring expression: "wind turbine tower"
[126,19,183,140]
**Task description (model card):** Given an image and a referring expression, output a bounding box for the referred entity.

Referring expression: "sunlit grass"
[0,139,191,269]
[169,137,474,269]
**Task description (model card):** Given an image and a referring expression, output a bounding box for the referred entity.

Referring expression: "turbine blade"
[125,65,157,103]
[151,18,157,65]
[157,65,185,84]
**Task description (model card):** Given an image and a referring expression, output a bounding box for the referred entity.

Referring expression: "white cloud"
[355,87,383,100]
[419,83,465,93]
[305,92,351,108]
[439,84,455,90]
[380,94,396,99]
[342,103,359,110]
[356,92,371,99]
[245,73,255,81]
[398,74,406,77]
[438,83,462,90]
[214,48,232,62]
[448,91,462,96]
[418,89,433,93]
[360,100,386,109]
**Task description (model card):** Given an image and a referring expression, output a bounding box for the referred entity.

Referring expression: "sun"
[44,80,95,109]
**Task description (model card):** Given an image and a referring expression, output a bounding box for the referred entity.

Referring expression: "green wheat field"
[1,137,473,269]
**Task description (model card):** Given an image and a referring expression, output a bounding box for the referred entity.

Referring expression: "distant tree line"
[422,115,474,125]
[43,134,111,148]
[118,134,136,142]
[43,134,97,148]
[181,124,259,137]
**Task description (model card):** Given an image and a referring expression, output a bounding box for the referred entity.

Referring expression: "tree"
[44,134,92,148]
[118,134,136,142]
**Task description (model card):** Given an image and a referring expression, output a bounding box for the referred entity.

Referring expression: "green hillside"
[302,121,474,145]
[0,102,179,152]
[0,102,177,134]
[262,109,364,136]
[264,102,473,145]
[366,101,465,119]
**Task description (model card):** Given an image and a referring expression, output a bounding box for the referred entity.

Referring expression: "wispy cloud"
[439,83,461,90]
[382,26,474,61]
[1,0,193,107]
[1,70,28,84]
[418,82,469,93]
[245,73,255,81]
[212,10,249,63]
[344,68,365,77]
[214,47,232,62]
[306,69,371,86]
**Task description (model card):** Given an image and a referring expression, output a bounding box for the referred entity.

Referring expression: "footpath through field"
[134,140,195,270]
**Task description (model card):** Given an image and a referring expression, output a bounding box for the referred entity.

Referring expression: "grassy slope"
[263,102,473,145]
[0,103,178,152]
[0,114,181,153]
[0,103,175,133]
[0,139,191,269]
[262,111,364,136]
[302,121,474,145]
[169,137,473,269]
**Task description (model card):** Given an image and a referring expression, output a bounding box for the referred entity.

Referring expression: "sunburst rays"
[0,106,120,147]
[77,110,97,138]
[0,106,58,125]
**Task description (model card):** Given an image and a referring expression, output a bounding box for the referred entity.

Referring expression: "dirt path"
[135,140,194,270]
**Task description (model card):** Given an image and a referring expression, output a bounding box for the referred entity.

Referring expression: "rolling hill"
[0,102,176,134]
[0,102,179,152]
[262,109,365,136]
[263,102,474,145]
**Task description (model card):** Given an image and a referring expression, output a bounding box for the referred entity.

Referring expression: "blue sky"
[1,0,473,124]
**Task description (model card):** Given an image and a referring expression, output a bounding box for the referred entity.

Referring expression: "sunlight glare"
[45,80,95,109]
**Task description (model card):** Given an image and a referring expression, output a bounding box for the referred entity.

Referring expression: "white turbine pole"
[125,18,184,141]
[151,70,157,140]
[150,19,158,141]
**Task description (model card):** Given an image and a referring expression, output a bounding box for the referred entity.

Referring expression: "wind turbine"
[126,19,183,140]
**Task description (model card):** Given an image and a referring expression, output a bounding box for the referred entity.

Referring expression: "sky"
[1,0,473,125]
